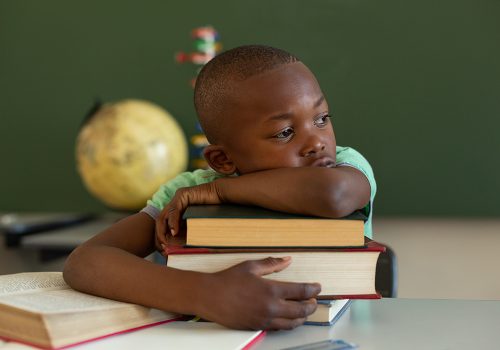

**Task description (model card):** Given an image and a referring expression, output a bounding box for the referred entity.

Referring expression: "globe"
[76,99,188,210]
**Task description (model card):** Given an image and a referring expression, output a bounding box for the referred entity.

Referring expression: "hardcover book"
[182,204,367,248]
[34,321,265,350]
[305,299,352,325]
[0,272,179,349]
[165,236,384,299]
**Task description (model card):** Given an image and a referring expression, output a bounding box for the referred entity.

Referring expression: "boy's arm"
[157,166,369,240]
[63,212,320,330]
[219,166,370,217]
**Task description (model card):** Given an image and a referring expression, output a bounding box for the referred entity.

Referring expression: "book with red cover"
[165,236,385,300]
[0,272,181,350]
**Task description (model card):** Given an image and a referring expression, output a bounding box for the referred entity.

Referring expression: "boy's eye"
[274,127,295,140]
[314,114,331,128]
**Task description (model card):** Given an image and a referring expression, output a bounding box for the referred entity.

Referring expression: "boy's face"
[221,62,336,175]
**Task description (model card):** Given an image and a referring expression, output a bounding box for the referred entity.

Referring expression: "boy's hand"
[197,256,321,330]
[155,182,223,251]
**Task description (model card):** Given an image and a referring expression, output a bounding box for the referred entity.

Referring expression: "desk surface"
[1,298,498,350]
[256,298,500,350]
[2,216,499,349]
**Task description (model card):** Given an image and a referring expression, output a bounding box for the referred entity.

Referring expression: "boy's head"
[194,45,336,175]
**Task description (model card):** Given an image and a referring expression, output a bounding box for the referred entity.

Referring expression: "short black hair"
[194,45,300,144]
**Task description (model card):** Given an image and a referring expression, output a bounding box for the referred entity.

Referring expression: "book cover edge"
[183,204,367,221]
[304,300,353,326]
[164,239,386,255]
[0,317,182,350]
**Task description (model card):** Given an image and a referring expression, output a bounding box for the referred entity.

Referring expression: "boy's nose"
[300,135,325,157]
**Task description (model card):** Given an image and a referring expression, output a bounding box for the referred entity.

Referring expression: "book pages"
[0,273,67,296]
[0,341,38,349]
[0,272,178,349]
[0,272,136,313]
[0,289,134,313]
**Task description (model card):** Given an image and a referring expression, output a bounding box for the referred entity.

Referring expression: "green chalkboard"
[0,0,499,216]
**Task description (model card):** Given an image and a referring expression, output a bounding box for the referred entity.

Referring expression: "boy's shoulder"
[335,144,375,194]
[170,168,225,187]
[145,169,225,213]
[336,145,369,163]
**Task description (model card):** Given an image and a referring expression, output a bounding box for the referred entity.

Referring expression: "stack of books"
[164,204,386,325]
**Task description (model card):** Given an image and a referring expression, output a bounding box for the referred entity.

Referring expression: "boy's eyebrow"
[266,113,293,122]
[313,95,325,108]
[266,95,326,122]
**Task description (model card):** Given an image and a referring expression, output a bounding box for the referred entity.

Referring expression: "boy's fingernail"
[161,244,165,249]
[170,229,175,236]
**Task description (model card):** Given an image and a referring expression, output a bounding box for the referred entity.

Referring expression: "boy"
[64,45,376,331]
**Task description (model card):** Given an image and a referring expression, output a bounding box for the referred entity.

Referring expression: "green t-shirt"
[143,145,376,238]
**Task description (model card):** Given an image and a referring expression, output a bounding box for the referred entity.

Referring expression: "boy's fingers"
[274,298,318,319]
[246,257,292,276]
[155,237,167,256]
[258,299,317,330]
[273,280,322,300]
[155,221,163,246]
[168,206,180,236]
[265,317,307,331]
[156,208,170,246]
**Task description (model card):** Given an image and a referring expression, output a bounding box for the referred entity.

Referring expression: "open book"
[0,272,178,349]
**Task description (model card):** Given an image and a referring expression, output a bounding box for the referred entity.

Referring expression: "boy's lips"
[310,157,336,168]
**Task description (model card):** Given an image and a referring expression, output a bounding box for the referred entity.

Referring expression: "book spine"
[165,245,212,255]
[317,293,381,300]
[304,321,335,326]
[165,243,386,255]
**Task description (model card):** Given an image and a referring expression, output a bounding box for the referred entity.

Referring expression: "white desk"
[1,299,498,350]
[42,299,500,350]
[256,298,500,349]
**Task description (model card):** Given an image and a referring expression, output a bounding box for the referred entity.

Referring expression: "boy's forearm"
[66,245,322,330]
[64,243,206,316]
[64,213,321,329]
[216,166,370,218]
[63,213,207,315]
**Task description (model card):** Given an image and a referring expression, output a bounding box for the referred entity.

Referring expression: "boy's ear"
[203,144,237,175]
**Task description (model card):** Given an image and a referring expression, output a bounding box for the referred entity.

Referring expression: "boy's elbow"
[321,193,350,219]
[63,245,92,291]
[321,177,364,218]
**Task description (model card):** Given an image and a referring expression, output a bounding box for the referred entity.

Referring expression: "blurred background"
[1,0,499,299]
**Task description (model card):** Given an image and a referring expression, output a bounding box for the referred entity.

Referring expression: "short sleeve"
[335,146,377,238]
[140,169,223,220]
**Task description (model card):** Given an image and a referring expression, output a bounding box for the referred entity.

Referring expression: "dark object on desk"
[375,244,397,298]
[7,215,125,263]
[281,339,358,350]
[0,213,95,247]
